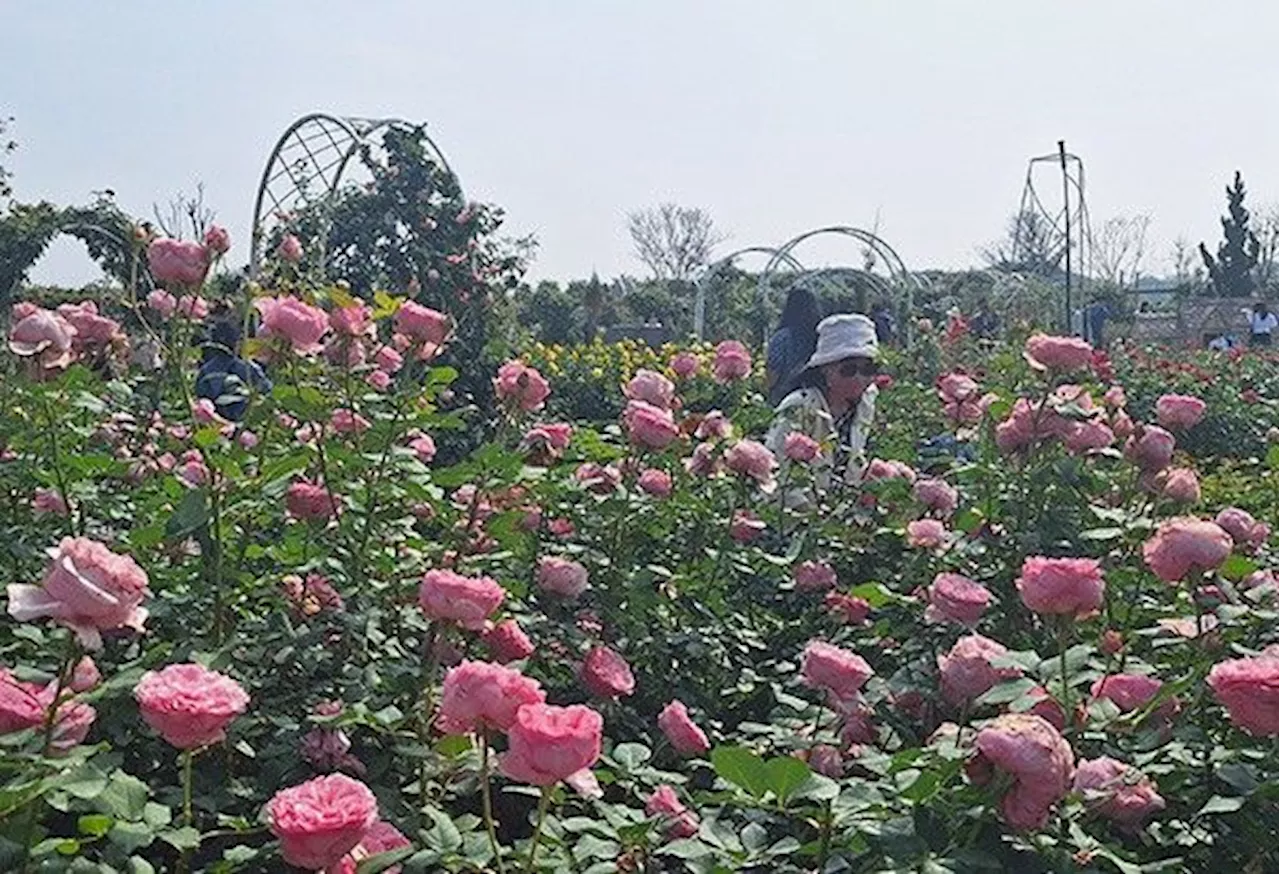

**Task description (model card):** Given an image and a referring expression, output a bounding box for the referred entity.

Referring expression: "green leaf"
[1220,553,1258,582]
[357,847,415,873]
[94,771,150,821]
[165,488,209,540]
[711,745,768,798]
[848,582,900,608]
[158,826,201,851]
[1079,527,1124,541]
[421,806,462,852]
[1197,795,1246,816]
[77,814,113,837]
[763,755,810,804]
[974,678,1039,707]
[656,838,712,859]
[611,742,651,770]
[107,821,154,854]
[900,769,942,802]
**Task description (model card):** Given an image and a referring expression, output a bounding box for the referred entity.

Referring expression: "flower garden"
[1,221,1277,874]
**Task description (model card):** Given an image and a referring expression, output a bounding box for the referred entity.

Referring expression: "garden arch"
[756,226,927,347]
[694,246,807,341]
[248,113,456,279]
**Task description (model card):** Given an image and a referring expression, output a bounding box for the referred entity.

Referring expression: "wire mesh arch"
[248,113,456,279]
[693,246,808,340]
[756,226,927,347]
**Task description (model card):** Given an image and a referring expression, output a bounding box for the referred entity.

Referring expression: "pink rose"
[255,295,330,355]
[1124,425,1176,473]
[266,774,378,870]
[1207,651,1278,736]
[805,744,845,779]
[1064,420,1115,455]
[7,537,150,649]
[575,462,622,493]
[1159,467,1200,504]
[329,303,373,338]
[579,646,635,698]
[624,369,676,409]
[394,301,450,346]
[0,670,48,735]
[1073,757,1165,827]
[669,352,699,379]
[501,703,604,786]
[366,369,391,392]
[1215,507,1270,550]
[1022,685,1067,730]
[970,714,1074,830]
[694,411,732,441]
[70,656,102,693]
[724,439,777,486]
[637,468,673,497]
[277,234,304,263]
[537,556,589,598]
[521,422,573,459]
[147,238,209,287]
[729,509,765,543]
[1090,673,1178,721]
[436,660,546,734]
[925,573,991,626]
[824,592,871,624]
[1023,333,1093,371]
[801,640,873,702]
[645,785,700,839]
[1015,556,1105,617]
[623,400,680,449]
[794,560,838,592]
[657,699,710,755]
[712,340,752,383]
[327,820,411,874]
[407,434,437,464]
[286,480,342,521]
[1155,394,1206,430]
[912,478,958,518]
[1142,517,1232,582]
[374,345,404,373]
[33,487,68,517]
[202,225,230,256]
[57,301,122,349]
[8,306,77,373]
[783,431,821,462]
[417,569,504,630]
[995,412,1035,454]
[686,442,720,477]
[176,295,209,321]
[494,360,551,411]
[906,519,949,549]
[938,634,1022,707]
[865,458,917,483]
[548,518,575,538]
[1103,385,1126,408]
[133,663,249,749]
[176,453,210,488]
[482,619,535,663]
[146,289,178,320]
[330,409,371,436]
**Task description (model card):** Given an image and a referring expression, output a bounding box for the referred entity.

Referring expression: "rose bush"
[0,230,1276,872]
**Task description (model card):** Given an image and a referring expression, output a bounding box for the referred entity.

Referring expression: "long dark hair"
[777,287,821,362]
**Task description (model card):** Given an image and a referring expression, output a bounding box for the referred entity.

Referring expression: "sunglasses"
[837,359,878,378]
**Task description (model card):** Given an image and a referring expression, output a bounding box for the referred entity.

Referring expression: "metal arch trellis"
[693,246,808,341]
[756,226,926,348]
[248,113,456,280]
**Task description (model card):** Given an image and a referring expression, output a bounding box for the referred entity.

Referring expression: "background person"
[765,287,821,406]
[765,313,880,502]
[1249,300,1277,347]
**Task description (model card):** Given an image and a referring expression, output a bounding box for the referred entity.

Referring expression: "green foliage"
[1199,171,1262,299]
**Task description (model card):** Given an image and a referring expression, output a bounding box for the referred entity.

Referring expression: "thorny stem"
[479,732,507,874]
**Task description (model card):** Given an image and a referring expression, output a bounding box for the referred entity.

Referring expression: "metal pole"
[1058,140,1072,334]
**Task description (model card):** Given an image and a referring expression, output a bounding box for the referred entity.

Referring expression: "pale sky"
[6,1,1278,287]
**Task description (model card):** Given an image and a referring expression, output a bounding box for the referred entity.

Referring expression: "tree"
[626,203,724,282]
[1092,214,1150,287]
[1253,204,1278,297]
[980,210,1066,277]
[0,116,16,203]
[1199,171,1260,298]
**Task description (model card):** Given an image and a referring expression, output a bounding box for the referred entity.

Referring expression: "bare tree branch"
[980,210,1066,277]
[1092,214,1151,287]
[626,203,725,281]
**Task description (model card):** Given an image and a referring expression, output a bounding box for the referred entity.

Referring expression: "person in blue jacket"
[196,316,271,422]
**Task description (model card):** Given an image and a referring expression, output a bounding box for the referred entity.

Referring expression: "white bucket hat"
[802,313,879,370]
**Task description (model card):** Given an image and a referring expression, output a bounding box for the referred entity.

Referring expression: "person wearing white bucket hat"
[765,313,881,504]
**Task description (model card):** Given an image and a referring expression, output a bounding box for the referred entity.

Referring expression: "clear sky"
[6,0,1278,286]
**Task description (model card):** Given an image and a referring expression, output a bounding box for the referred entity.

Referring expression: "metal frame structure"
[248,113,454,279]
[755,226,926,347]
[693,246,806,340]
[1015,143,1092,331]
